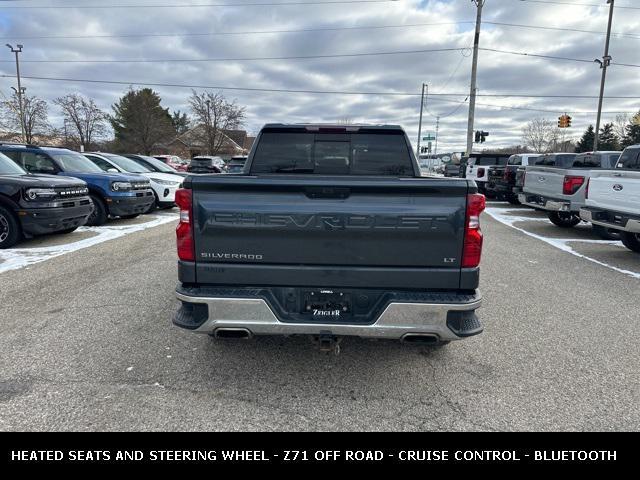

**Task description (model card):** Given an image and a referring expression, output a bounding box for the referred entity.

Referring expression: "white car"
[84,152,183,212]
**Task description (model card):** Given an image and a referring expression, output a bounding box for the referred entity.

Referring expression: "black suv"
[0,152,92,248]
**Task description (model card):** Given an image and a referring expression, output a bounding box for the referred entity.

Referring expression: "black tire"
[86,195,108,226]
[548,211,581,228]
[620,232,640,253]
[58,227,78,235]
[592,224,621,241]
[0,205,21,249]
[120,214,139,219]
[144,194,158,214]
[507,195,521,205]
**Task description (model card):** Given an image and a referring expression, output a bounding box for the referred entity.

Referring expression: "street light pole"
[593,0,614,152]
[416,83,427,157]
[465,0,484,157]
[6,44,26,143]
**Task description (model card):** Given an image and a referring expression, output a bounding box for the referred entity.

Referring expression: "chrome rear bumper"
[174,290,482,342]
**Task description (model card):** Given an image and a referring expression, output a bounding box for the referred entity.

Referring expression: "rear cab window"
[572,154,601,168]
[508,155,522,166]
[616,148,640,170]
[250,128,414,176]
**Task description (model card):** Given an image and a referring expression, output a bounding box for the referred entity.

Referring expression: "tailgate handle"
[305,187,351,199]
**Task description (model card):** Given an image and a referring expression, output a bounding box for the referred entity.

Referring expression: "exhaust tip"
[401,333,439,344]
[214,328,252,339]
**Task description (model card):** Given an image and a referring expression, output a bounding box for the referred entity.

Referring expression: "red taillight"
[462,193,486,268]
[562,175,585,196]
[175,188,194,261]
[477,167,485,178]
[585,178,590,199]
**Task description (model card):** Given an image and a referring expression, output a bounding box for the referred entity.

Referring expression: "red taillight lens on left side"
[562,175,585,196]
[462,193,486,268]
[477,167,485,178]
[175,188,195,261]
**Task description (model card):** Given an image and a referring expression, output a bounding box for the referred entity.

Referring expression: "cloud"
[0,0,638,151]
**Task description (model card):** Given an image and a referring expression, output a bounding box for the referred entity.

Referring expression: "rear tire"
[0,205,21,249]
[86,195,108,226]
[592,224,621,241]
[620,232,640,253]
[120,214,139,219]
[507,195,521,205]
[548,211,580,228]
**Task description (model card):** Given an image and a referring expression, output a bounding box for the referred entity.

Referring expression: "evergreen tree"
[598,123,619,151]
[110,88,174,154]
[575,125,595,153]
[622,111,640,148]
[171,110,190,135]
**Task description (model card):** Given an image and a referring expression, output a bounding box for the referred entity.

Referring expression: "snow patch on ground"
[0,213,178,274]
[485,207,640,280]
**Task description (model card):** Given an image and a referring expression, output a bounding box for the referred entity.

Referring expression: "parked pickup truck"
[464,154,511,195]
[487,154,539,204]
[0,145,155,226]
[0,152,91,248]
[580,145,640,252]
[518,152,621,234]
[173,124,485,350]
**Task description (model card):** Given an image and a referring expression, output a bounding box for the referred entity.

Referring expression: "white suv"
[84,152,183,212]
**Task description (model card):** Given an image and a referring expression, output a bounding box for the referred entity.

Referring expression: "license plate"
[302,290,351,319]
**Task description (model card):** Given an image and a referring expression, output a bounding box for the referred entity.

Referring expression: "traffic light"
[474,131,489,143]
[475,130,481,143]
[558,114,572,128]
[566,115,572,127]
[558,116,564,128]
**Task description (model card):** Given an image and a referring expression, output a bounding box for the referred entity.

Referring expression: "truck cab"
[0,145,154,226]
[464,154,510,194]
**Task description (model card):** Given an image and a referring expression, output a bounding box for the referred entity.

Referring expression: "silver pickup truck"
[580,145,640,253]
[518,152,621,234]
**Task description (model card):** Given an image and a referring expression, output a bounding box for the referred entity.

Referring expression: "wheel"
[86,195,107,226]
[58,227,78,235]
[507,195,521,205]
[0,205,21,249]
[620,232,640,253]
[592,224,621,241]
[547,211,580,228]
[120,214,139,219]
[144,194,158,214]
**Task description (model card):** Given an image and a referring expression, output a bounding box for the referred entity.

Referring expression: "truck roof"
[261,123,404,131]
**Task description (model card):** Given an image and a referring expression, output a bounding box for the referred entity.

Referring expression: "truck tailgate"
[189,175,471,290]
[523,166,565,198]
[587,170,640,215]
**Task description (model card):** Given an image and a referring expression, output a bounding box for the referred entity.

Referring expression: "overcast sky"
[0,0,638,151]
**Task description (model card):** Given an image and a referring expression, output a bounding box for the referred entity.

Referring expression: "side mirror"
[107,168,119,173]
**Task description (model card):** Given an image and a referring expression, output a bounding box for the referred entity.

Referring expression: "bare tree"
[188,91,245,155]
[521,118,559,153]
[0,92,52,144]
[54,93,108,150]
[612,113,630,143]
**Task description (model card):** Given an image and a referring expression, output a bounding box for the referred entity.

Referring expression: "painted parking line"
[0,213,178,274]
[485,207,640,280]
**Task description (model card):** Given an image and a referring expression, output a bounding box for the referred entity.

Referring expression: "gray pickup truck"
[518,152,620,233]
[172,124,485,350]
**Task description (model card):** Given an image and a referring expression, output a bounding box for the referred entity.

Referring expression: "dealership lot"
[0,205,638,431]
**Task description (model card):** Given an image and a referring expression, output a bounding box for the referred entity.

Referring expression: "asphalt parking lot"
[0,204,639,431]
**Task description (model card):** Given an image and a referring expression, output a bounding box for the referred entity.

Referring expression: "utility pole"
[416,83,427,157]
[6,44,26,143]
[434,116,440,157]
[594,0,614,152]
[465,0,484,157]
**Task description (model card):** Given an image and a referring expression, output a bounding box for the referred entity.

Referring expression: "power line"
[0,47,464,63]
[480,47,640,68]
[0,74,635,115]
[0,0,399,8]
[515,0,640,10]
[3,45,638,68]
[2,20,639,41]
